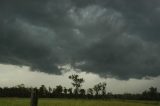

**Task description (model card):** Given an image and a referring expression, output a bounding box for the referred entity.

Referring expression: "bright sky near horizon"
[0,64,160,94]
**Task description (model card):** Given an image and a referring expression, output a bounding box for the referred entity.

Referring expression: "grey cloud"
[0,0,160,79]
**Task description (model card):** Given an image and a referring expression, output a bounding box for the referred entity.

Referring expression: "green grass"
[0,98,159,106]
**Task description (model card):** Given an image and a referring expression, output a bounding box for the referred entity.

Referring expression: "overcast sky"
[0,0,160,93]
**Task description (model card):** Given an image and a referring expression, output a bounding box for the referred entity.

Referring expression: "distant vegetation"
[0,74,160,100]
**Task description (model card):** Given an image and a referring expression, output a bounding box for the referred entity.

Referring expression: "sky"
[0,0,160,93]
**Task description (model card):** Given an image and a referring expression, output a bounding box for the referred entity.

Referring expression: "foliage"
[93,82,107,96]
[68,74,84,95]
[0,74,159,100]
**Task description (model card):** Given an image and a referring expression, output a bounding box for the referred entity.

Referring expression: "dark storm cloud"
[0,0,160,79]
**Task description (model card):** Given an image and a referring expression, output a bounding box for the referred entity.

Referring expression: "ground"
[0,98,159,106]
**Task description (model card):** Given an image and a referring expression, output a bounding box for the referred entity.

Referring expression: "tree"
[16,84,25,88]
[79,89,85,96]
[142,87,158,100]
[93,82,107,96]
[53,85,63,96]
[148,87,158,99]
[39,85,47,97]
[101,82,107,96]
[48,87,52,94]
[93,83,102,96]
[69,74,84,95]
[68,88,73,95]
[87,88,93,96]
[0,87,2,97]
[63,87,68,95]
[149,87,157,95]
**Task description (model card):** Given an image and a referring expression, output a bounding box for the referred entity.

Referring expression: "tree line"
[0,74,160,100]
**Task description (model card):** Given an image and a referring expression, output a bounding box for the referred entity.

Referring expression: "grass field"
[0,98,159,106]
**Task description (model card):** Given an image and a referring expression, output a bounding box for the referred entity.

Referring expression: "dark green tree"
[68,88,73,95]
[87,88,93,96]
[63,87,68,95]
[53,85,63,96]
[79,89,85,96]
[39,85,47,97]
[69,74,84,95]
[101,82,107,96]
[93,83,102,95]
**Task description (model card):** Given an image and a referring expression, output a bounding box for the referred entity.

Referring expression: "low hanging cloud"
[0,0,160,79]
